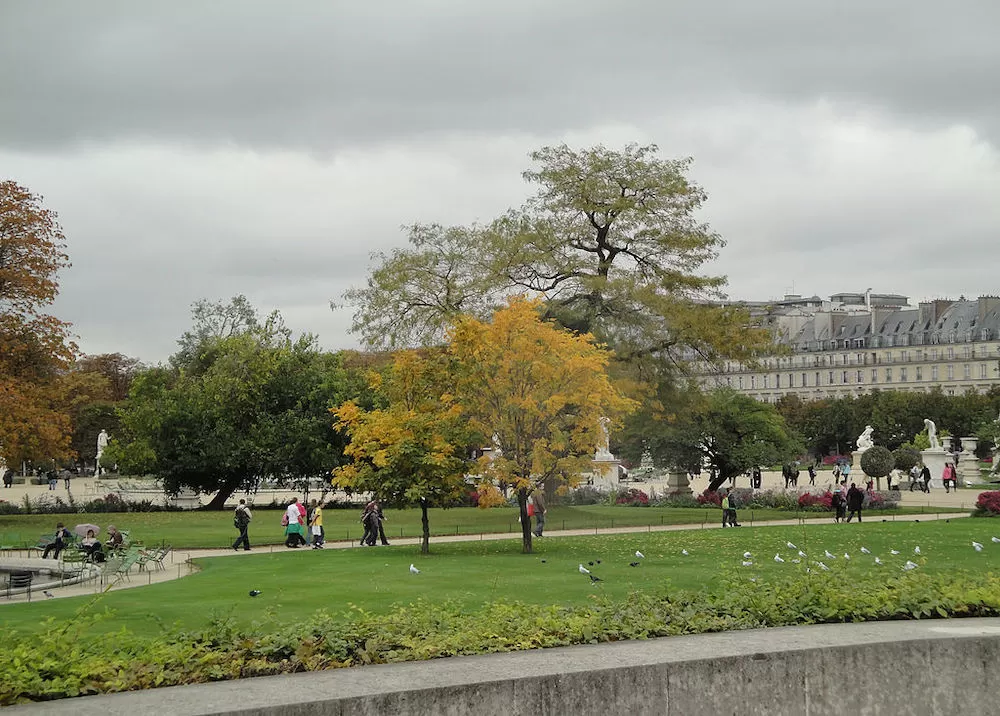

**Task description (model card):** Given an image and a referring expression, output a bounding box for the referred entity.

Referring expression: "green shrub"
[5,569,1000,705]
[861,446,894,479]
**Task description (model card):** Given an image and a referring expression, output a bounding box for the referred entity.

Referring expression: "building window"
[963,347,971,359]
[947,365,954,380]
[815,372,820,386]
[763,375,769,389]
[932,366,939,381]
[981,364,988,379]
[801,373,807,387]
[916,366,923,381]
[750,376,756,389]
[842,370,848,384]
[828,371,834,385]
[738,376,744,389]
[947,347,954,359]
[885,368,892,382]
[931,348,939,360]
[871,369,878,383]
[964,364,971,379]
[900,367,908,381]
[856,370,863,383]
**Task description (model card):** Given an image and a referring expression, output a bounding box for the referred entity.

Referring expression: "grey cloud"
[2,0,999,151]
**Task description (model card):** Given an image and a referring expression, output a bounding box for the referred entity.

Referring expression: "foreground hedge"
[5,568,1000,705]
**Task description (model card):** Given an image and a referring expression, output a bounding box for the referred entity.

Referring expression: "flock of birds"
[239,536,1000,600]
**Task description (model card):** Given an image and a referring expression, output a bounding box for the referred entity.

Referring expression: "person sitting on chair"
[42,523,72,559]
[105,524,124,552]
[80,529,105,562]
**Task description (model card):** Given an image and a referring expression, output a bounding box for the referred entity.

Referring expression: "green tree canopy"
[344,144,771,380]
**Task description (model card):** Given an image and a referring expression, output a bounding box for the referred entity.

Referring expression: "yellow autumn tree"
[331,350,477,554]
[449,296,636,553]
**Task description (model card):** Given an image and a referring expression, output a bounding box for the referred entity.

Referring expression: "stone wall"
[10,618,1000,715]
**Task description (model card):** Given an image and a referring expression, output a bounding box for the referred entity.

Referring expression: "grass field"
[2,518,996,637]
[0,504,948,550]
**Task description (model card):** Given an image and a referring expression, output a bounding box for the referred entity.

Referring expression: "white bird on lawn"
[787,542,797,550]
[742,560,753,567]
[843,553,851,561]
[774,554,785,563]
[824,550,835,559]
[681,549,689,556]
[973,542,984,552]
[890,550,900,555]
[914,546,922,555]
[43,590,55,599]
[409,564,420,574]
[816,562,830,571]
[798,550,807,558]
[743,551,752,559]
[791,559,801,564]
[992,537,1000,544]
[903,560,918,571]
[635,551,645,559]
[860,547,871,554]
[874,557,883,565]
[579,564,591,574]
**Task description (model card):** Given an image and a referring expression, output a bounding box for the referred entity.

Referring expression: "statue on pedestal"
[96,429,110,476]
[855,425,874,452]
[595,416,614,461]
[924,419,940,450]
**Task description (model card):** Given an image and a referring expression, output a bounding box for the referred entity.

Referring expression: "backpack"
[234,507,250,528]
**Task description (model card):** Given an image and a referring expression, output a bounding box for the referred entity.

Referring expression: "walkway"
[1,510,971,605]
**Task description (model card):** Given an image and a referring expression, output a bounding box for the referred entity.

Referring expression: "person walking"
[284,497,306,548]
[232,498,252,551]
[920,463,932,493]
[532,489,547,537]
[360,500,378,546]
[752,466,762,489]
[2,469,13,488]
[942,463,956,493]
[309,499,324,549]
[721,488,741,527]
[374,500,390,546]
[832,486,846,523]
[808,463,817,486]
[846,483,864,523]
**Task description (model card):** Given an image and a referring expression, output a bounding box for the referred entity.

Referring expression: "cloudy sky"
[2,1,998,363]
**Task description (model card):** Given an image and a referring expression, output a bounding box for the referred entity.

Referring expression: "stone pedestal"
[921,449,948,490]
[666,470,693,496]
[851,450,866,473]
[958,437,980,485]
[591,459,621,491]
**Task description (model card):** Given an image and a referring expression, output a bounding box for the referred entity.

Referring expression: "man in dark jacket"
[846,483,864,523]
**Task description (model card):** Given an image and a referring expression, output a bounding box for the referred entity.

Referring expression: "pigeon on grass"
[249,590,261,597]
[579,564,591,575]
[409,564,420,574]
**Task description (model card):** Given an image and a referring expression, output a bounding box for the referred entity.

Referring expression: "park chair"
[97,557,124,588]
[29,535,51,557]
[150,545,172,571]
[60,550,88,584]
[115,551,143,582]
[5,571,32,601]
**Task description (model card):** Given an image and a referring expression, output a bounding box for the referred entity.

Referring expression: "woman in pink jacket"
[942,463,956,493]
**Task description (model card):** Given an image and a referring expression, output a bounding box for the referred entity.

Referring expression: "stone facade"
[702,293,1000,402]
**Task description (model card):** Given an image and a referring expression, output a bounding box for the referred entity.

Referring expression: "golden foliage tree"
[449,297,636,553]
[0,181,77,466]
[332,350,476,554]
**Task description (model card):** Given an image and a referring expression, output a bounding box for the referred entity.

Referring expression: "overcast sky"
[2,0,998,364]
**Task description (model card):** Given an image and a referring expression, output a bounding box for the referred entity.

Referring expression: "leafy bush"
[652,493,700,508]
[860,446,895,479]
[696,489,721,506]
[614,488,649,507]
[7,569,1000,705]
[893,446,921,472]
[974,491,1000,516]
[797,491,833,511]
[563,486,608,506]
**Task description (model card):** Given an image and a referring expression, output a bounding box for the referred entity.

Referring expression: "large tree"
[0,181,77,466]
[344,144,770,378]
[332,350,475,553]
[108,300,353,508]
[449,297,636,553]
[646,387,800,489]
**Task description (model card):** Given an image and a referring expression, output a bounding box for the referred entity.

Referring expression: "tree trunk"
[518,488,533,554]
[205,477,243,510]
[419,497,430,554]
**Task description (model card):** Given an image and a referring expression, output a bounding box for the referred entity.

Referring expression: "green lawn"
[2,518,996,637]
[0,504,948,550]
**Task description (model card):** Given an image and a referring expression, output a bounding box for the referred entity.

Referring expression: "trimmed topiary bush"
[861,446,894,480]
[893,446,921,473]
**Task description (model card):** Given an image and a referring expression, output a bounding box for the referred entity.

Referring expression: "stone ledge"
[8,618,1000,715]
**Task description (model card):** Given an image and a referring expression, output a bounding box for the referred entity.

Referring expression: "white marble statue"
[96,429,110,475]
[595,417,614,460]
[924,419,940,451]
[855,425,874,452]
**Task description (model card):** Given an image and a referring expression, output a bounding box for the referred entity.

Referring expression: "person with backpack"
[232,499,252,551]
[846,483,864,523]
